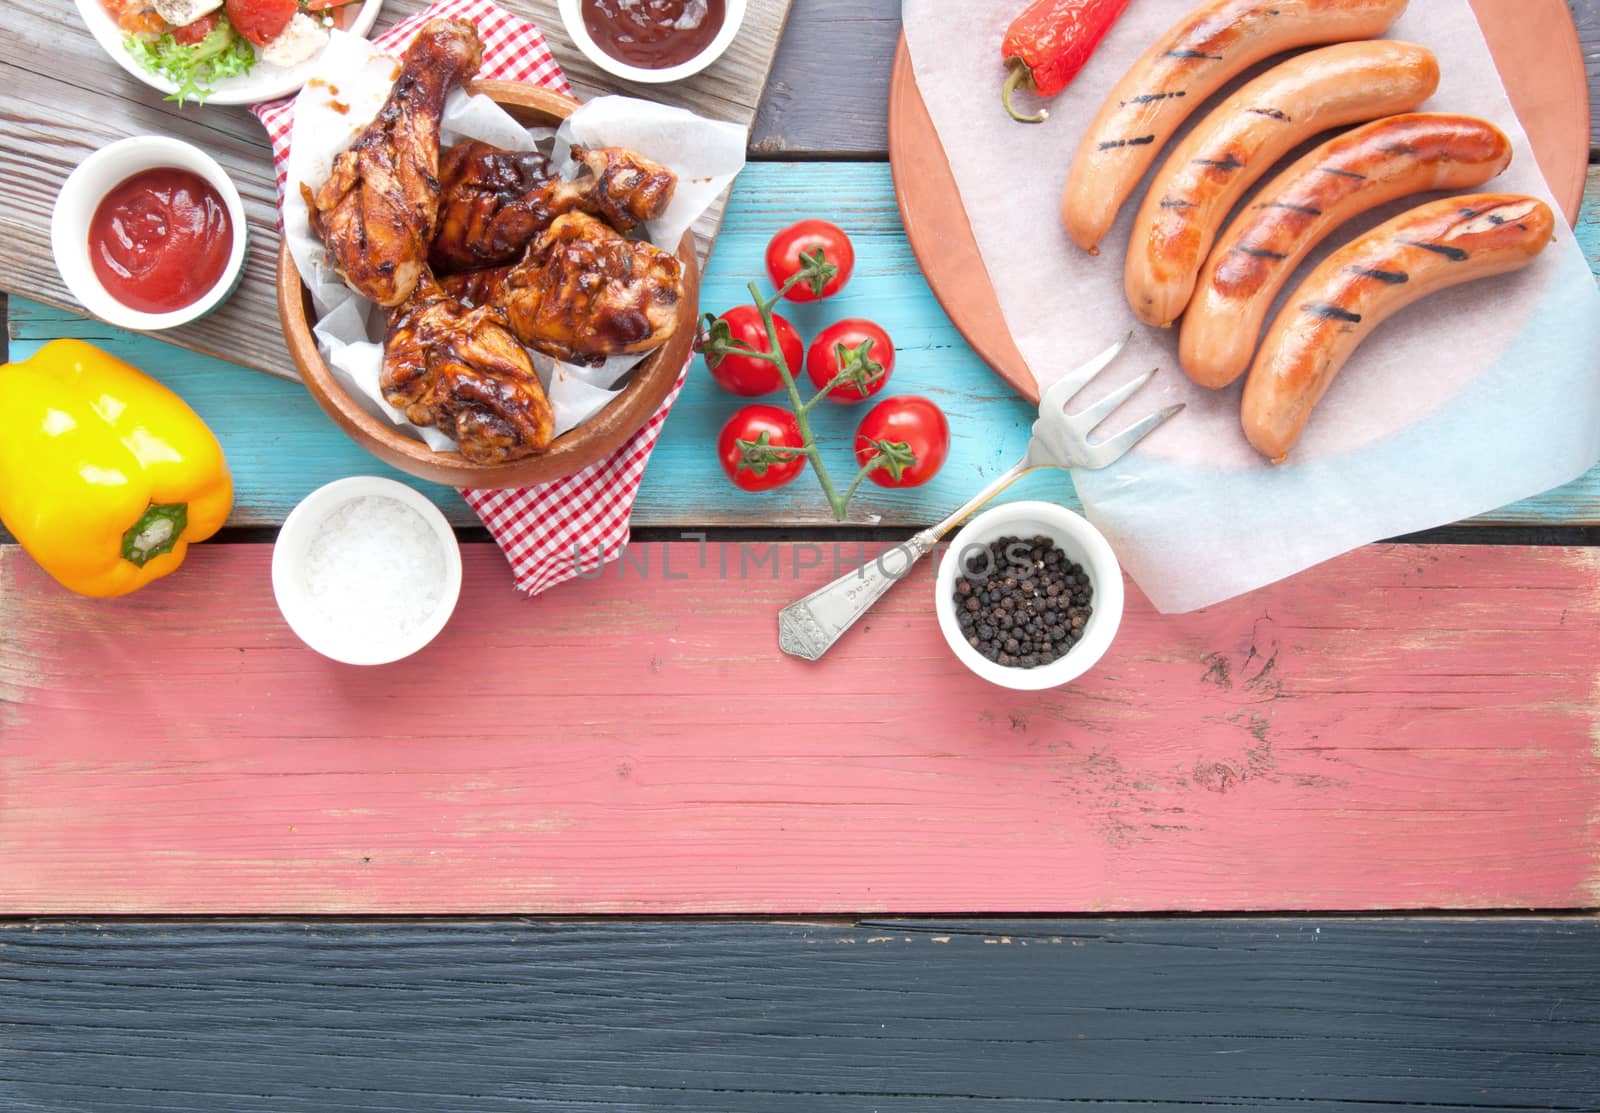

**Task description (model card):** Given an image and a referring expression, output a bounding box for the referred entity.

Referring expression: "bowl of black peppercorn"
[935,501,1125,690]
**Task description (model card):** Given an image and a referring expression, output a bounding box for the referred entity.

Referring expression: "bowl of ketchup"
[558,0,747,84]
[52,135,247,331]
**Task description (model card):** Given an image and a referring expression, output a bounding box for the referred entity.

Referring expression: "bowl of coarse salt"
[272,476,463,665]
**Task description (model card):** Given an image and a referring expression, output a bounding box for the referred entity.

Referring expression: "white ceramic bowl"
[52,135,249,331]
[558,0,747,84]
[935,501,1125,691]
[271,477,463,666]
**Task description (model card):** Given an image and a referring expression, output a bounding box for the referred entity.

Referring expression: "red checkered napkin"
[252,0,691,597]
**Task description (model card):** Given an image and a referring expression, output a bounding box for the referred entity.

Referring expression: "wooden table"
[3,2,1599,1108]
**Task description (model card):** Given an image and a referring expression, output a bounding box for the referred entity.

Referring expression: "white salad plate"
[75,0,385,106]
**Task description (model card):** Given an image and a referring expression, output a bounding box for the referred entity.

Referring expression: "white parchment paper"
[904,0,1600,612]
[282,30,747,449]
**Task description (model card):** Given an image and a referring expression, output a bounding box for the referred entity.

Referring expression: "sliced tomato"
[171,11,221,44]
[301,0,363,30]
[106,0,167,34]
[224,0,297,45]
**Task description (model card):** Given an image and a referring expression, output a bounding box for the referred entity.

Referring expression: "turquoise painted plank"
[10,163,1600,529]
[5,313,475,527]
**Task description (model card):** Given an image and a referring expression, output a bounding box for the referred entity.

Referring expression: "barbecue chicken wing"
[428,143,678,273]
[428,141,552,273]
[551,146,678,233]
[495,212,684,365]
[382,276,555,464]
[305,19,483,307]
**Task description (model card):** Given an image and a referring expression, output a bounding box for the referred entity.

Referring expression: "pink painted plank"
[1,541,1597,914]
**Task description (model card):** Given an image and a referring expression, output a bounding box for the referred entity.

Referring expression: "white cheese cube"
[152,0,224,28]
[260,12,330,68]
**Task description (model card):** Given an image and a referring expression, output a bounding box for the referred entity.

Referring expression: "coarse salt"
[300,496,446,641]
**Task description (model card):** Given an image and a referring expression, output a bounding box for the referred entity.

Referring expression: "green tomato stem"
[746,278,850,520]
[797,366,854,418]
[840,457,886,508]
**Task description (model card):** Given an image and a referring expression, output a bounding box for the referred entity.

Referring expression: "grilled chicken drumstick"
[429,143,679,273]
[382,275,555,464]
[492,212,684,366]
[306,19,483,307]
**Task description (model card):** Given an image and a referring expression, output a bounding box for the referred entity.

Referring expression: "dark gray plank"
[1582,0,1600,152]
[752,0,899,156]
[2,919,1597,1112]
[751,0,1600,156]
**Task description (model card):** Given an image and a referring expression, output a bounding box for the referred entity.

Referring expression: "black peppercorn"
[951,536,1095,670]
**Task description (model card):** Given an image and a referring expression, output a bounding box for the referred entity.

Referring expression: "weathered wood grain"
[0,0,790,380]
[752,0,899,156]
[483,0,795,125]
[11,163,1600,530]
[750,0,1600,156]
[2,540,1596,914]
[3,919,1598,1112]
[1579,0,1600,151]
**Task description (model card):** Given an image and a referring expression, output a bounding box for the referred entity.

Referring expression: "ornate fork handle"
[778,462,1035,661]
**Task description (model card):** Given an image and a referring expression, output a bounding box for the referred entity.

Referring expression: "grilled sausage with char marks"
[1124,40,1439,329]
[1180,113,1512,388]
[1241,193,1554,463]
[1061,0,1410,254]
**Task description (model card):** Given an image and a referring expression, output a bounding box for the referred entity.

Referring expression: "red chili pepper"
[1001,0,1133,124]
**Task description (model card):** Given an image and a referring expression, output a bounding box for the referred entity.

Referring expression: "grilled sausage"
[1060,0,1410,254]
[1241,193,1554,463]
[1180,113,1512,388]
[1124,41,1439,329]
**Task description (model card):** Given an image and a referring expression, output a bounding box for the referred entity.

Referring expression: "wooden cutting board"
[887,0,1591,403]
[0,0,793,382]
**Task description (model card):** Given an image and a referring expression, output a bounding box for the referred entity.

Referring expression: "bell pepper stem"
[1002,57,1047,124]
[121,502,188,568]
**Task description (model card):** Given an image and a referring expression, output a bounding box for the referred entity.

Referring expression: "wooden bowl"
[277,80,701,489]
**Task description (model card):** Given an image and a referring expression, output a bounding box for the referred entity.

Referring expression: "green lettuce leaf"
[123,20,255,106]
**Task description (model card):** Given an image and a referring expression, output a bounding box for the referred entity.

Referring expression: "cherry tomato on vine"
[805,318,894,404]
[700,305,804,396]
[718,405,808,492]
[766,220,854,302]
[853,395,950,488]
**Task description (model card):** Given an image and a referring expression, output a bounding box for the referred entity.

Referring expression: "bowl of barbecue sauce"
[559,0,746,84]
[52,135,247,331]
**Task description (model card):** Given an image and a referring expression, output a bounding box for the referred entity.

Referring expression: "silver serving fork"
[777,333,1182,661]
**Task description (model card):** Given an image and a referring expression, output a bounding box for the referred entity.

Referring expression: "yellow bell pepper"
[0,339,233,597]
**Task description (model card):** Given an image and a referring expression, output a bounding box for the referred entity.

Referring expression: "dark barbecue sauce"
[580,0,726,70]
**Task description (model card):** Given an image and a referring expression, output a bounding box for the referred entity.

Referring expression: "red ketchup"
[580,0,726,70]
[88,167,232,314]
